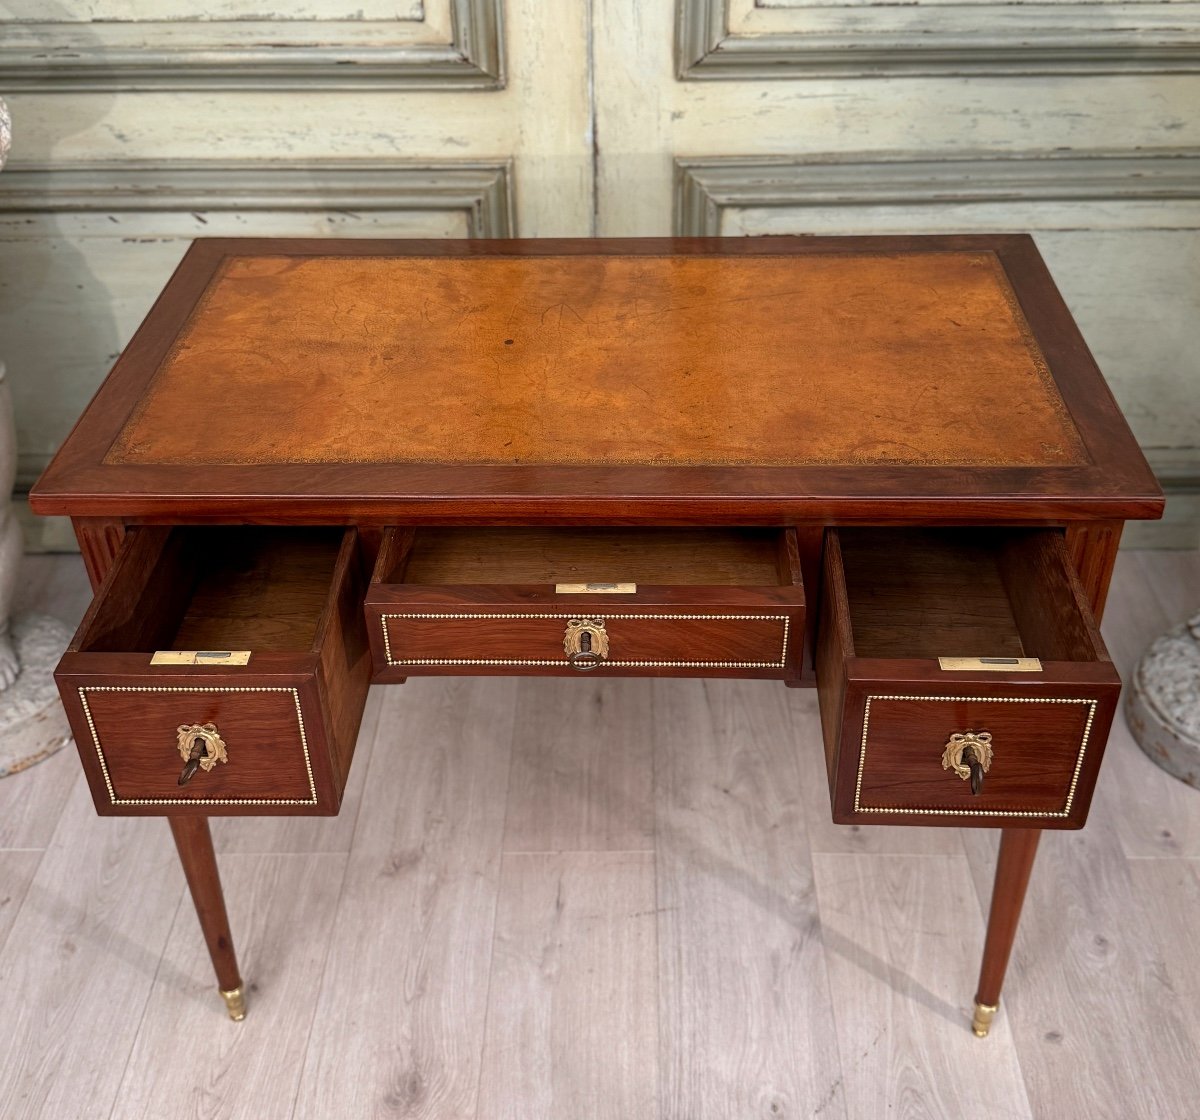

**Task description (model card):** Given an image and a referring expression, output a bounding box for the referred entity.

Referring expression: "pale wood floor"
[1,548,1198,1120]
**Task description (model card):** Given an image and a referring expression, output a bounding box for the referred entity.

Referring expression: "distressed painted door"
[1,1,1197,543]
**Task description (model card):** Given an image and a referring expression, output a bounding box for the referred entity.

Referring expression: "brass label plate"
[938,656,1042,672]
[151,650,252,666]
[554,582,637,594]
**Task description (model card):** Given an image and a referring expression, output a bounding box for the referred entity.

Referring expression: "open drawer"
[55,526,372,815]
[817,528,1120,828]
[364,527,805,680]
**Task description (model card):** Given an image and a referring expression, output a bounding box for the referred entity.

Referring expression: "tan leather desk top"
[30,235,1161,523]
[108,250,1083,469]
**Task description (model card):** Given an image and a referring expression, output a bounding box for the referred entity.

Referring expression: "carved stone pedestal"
[1126,610,1200,788]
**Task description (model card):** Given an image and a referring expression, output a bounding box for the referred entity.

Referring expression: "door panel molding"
[0,159,515,237]
[677,0,1200,78]
[0,0,504,91]
[675,150,1200,235]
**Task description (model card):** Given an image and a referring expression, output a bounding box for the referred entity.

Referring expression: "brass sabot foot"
[220,984,246,1022]
[972,1000,999,1038]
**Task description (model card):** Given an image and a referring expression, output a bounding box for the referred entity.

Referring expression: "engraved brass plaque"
[937,656,1042,672]
[151,650,252,666]
[554,582,637,594]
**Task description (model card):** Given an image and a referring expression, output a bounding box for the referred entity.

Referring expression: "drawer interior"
[367,526,806,681]
[379,527,797,587]
[76,526,347,655]
[818,526,1120,828]
[835,527,1105,664]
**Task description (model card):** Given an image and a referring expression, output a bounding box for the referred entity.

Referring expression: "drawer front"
[377,610,794,677]
[366,525,805,681]
[61,675,332,811]
[846,689,1110,822]
[817,526,1122,829]
[54,525,372,816]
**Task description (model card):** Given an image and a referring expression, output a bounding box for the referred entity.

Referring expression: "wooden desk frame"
[33,235,1162,1037]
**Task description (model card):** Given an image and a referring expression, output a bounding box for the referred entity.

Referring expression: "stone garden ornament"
[1127,610,1200,789]
[0,97,73,777]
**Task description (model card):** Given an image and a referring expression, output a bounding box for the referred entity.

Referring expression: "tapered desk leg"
[972,827,1041,1037]
[169,816,246,1021]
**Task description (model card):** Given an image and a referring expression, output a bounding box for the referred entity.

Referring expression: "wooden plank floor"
[0,549,1197,1119]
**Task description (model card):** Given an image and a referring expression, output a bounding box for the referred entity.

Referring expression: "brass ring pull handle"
[176,723,228,786]
[564,618,609,672]
[942,730,993,796]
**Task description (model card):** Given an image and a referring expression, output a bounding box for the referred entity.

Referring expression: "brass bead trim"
[854,694,1098,819]
[380,612,790,670]
[77,686,319,807]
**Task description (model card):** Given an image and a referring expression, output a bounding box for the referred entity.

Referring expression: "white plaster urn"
[1126,609,1200,789]
[0,96,74,778]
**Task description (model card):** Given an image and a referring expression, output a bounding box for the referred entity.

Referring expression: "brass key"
[175,723,229,785]
[178,737,205,786]
[941,731,993,796]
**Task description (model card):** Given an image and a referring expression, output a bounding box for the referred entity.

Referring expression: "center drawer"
[364,527,805,680]
[816,527,1121,829]
[55,526,372,816]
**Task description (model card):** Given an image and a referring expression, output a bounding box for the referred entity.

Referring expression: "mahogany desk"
[31,235,1163,1036]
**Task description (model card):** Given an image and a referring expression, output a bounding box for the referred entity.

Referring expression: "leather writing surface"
[107,251,1086,469]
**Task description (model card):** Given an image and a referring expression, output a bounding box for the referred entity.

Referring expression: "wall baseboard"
[1129,452,1200,549]
[14,501,74,554]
